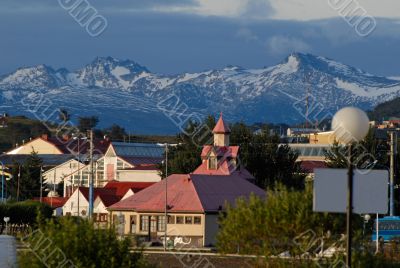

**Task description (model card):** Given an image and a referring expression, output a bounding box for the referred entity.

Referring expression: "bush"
[216,183,346,256]
[0,201,53,234]
[19,217,151,268]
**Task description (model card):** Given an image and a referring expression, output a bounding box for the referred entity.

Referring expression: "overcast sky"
[1,0,400,76]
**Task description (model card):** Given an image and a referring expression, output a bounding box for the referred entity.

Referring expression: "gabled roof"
[33,197,68,208]
[213,114,231,134]
[190,174,264,212]
[0,154,76,166]
[104,181,155,196]
[109,175,203,212]
[300,161,327,173]
[111,142,165,158]
[6,136,110,155]
[119,156,163,166]
[200,145,239,158]
[108,173,264,213]
[95,195,121,207]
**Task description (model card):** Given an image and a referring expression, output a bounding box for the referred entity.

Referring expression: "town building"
[62,181,154,220]
[108,114,265,247]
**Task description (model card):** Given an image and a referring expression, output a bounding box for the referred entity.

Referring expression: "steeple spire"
[213,113,231,134]
[213,113,230,146]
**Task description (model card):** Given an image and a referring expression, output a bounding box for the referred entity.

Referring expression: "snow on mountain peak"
[2,53,400,133]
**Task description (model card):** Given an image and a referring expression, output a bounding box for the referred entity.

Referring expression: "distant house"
[60,142,164,196]
[6,134,110,155]
[108,114,265,247]
[62,181,154,221]
[37,141,164,197]
[33,197,68,216]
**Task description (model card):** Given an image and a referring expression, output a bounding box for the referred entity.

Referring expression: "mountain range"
[1,53,400,134]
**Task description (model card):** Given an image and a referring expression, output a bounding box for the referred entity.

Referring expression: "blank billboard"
[314,168,388,214]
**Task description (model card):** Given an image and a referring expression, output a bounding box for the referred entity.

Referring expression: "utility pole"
[17,165,20,202]
[39,166,43,203]
[88,129,94,218]
[389,131,397,216]
[164,143,168,251]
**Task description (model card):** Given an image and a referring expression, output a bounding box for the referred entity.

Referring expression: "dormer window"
[208,157,217,170]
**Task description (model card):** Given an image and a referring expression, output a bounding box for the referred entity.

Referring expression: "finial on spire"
[213,113,231,134]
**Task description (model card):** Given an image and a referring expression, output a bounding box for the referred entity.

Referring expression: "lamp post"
[332,107,370,268]
[163,143,168,251]
[1,161,5,203]
[362,214,371,241]
[3,217,10,235]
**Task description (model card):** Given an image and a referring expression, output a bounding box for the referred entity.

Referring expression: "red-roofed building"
[62,181,154,223]
[6,135,110,155]
[108,114,264,247]
[33,197,68,216]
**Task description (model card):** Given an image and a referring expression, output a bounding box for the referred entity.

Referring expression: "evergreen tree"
[18,152,44,200]
[78,116,99,132]
[58,108,70,123]
[104,124,127,141]
[161,116,304,189]
[159,116,215,177]
[217,183,348,256]
[325,128,388,169]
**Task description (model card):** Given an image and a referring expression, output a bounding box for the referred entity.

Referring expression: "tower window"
[208,157,217,169]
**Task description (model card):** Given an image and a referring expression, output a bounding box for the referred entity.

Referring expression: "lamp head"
[332,107,370,144]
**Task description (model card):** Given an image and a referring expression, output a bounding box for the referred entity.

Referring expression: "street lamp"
[163,143,168,251]
[1,161,4,202]
[363,214,371,236]
[3,217,10,235]
[332,107,370,268]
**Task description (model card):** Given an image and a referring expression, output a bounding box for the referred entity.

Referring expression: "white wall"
[62,190,89,217]
[117,170,161,182]
[43,159,80,187]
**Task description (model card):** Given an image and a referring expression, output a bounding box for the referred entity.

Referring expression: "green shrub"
[19,217,151,268]
[0,201,53,234]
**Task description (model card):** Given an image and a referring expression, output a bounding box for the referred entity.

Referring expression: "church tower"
[213,113,230,147]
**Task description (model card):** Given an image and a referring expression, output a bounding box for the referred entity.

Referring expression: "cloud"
[240,0,274,20]
[2,0,398,21]
[236,27,259,41]
[266,35,311,55]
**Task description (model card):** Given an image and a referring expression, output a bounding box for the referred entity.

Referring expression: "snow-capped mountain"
[1,53,400,134]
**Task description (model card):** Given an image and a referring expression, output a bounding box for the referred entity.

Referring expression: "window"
[158,216,166,232]
[150,217,157,232]
[100,213,108,222]
[130,216,137,234]
[176,216,184,224]
[185,216,193,224]
[168,215,175,224]
[140,215,149,231]
[194,216,201,224]
[117,159,124,169]
[208,157,217,169]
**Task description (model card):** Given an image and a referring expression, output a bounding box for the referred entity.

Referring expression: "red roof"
[119,156,163,166]
[200,145,239,158]
[213,114,231,134]
[23,136,111,155]
[109,173,264,213]
[78,187,117,200]
[33,197,67,208]
[300,161,327,173]
[104,181,155,196]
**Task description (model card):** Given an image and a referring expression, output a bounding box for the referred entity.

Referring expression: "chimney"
[41,134,49,140]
